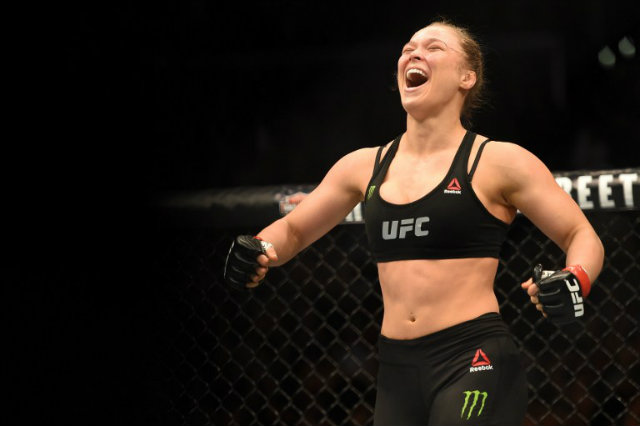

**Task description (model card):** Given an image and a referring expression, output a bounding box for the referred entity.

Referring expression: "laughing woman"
[224,19,604,426]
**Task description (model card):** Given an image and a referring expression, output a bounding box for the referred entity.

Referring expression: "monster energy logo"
[460,390,488,420]
[367,185,376,200]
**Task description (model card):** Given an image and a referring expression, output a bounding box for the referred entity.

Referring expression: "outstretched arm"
[257,149,369,265]
[228,147,376,288]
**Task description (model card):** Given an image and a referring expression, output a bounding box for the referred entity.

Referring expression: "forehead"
[409,24,462,49]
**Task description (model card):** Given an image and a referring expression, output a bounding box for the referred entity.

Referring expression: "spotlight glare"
[618,36,636,58]
[598,46,616,68]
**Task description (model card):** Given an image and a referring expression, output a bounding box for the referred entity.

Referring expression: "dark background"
[13,0,639,424]
[56,0,639,193]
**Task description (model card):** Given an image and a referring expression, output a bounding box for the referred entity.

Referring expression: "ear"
[460,70,477,90]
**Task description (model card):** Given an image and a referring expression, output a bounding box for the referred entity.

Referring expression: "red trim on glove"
[563,265,591,297]
[254,236,264,241]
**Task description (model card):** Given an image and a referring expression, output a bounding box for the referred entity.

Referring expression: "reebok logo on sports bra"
[444,177,462,194]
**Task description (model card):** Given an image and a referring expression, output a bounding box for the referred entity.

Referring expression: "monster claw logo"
[367,185,376,200]
[460,390,488,420]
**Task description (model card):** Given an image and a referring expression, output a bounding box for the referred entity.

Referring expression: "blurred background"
[57,0,639,193]
[14,0,638,425]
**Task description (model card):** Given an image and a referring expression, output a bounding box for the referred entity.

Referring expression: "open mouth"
[406,68,429,88]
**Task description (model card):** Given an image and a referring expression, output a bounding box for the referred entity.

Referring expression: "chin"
[401,97,433,120]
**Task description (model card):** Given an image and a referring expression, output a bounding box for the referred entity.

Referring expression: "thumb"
[521,278,533,289]
[265,246,278,263]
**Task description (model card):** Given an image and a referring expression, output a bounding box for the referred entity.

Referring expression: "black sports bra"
[363,130,509,262]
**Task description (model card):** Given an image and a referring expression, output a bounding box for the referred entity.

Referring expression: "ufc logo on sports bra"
[382,217,430,240]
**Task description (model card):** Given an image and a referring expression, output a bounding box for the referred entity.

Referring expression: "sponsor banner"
[553,169,638,211]
[155,168,639,228]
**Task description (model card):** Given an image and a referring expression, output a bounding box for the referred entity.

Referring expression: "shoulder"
[480,140,549,173]
[329,139,395,175]
[335,146,379,166]
[479,139,556,193]
[326,147,376,181]
[479,138,532,158]
[321,141,393,194]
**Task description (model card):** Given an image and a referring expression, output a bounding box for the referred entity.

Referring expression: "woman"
[224,20,604,426]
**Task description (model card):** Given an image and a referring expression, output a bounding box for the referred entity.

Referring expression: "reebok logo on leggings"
[469,348,493,373]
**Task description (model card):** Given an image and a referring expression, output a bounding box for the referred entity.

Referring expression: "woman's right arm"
[257,147,375,266]
[223,147,377,288]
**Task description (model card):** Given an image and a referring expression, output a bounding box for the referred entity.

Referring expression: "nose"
[410,50,424,62]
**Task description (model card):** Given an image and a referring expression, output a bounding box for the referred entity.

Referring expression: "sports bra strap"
[370,135,402,181]
[468,139,492,181]
[374,145,384,167]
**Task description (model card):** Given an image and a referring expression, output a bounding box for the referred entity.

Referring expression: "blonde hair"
[428,19,487,124]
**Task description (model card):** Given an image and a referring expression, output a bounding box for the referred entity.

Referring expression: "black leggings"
[374,313,527,426]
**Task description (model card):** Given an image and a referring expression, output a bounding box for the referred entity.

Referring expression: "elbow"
[564,225,605,282]
[283,217,305,253]
[596,234,605,268]
[269,217,304,267]
[589,225,605,267]
[587,229,605,283]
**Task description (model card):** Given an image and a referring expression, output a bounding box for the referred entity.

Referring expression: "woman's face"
[397,24,473,119]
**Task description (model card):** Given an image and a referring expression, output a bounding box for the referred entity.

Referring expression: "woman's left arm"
[487,143,604,322]
[498,143,605,282]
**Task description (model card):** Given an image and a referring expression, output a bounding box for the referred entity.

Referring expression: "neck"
[404,112,467,155]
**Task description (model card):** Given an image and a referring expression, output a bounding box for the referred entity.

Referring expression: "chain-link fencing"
[148,171,639,426]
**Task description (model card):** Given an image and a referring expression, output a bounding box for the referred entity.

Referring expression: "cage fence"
[148,169,639,426]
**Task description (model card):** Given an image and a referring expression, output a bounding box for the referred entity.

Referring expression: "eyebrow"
[402,37,462,54]
[406,37,447,44]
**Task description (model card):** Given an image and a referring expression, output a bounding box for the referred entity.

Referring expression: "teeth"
[406,68,427,78]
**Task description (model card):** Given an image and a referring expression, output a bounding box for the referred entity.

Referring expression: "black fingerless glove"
[224,235,267,290]
[533,264,592,324]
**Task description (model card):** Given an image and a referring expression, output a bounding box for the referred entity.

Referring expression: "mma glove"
[533,264,591,324]
[224,235,272,290]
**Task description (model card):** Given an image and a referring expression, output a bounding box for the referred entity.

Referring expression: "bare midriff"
[377,257,500,339]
